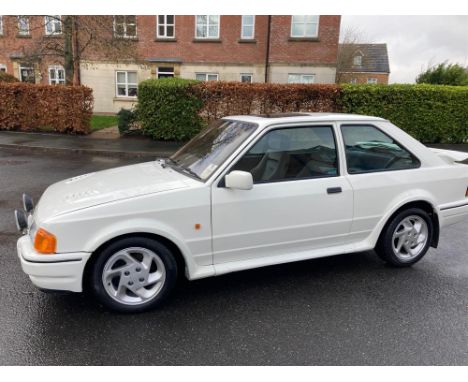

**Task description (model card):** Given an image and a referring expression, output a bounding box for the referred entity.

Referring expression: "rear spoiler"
[430,148,468,164]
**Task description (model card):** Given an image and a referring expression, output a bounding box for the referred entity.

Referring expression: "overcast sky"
[340,16,468,83]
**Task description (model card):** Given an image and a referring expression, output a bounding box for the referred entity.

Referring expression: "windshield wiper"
[159,158,202,180]
[178,165,202,180]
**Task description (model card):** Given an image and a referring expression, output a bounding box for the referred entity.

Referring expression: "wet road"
[1,148,468,365]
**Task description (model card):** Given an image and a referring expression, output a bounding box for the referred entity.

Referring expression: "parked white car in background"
[15,113,468,312]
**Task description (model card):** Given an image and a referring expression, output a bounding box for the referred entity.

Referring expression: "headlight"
[34,228,57,254]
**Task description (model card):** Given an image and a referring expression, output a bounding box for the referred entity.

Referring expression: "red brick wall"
[339,72,390,84]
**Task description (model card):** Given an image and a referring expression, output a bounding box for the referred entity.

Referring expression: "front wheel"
[376,208,433,267]
[88,237,178,313]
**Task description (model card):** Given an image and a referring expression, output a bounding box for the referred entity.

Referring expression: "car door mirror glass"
[225,171,253,190]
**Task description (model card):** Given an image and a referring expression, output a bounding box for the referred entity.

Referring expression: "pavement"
[1,148,468,365]
[0,130,182,159]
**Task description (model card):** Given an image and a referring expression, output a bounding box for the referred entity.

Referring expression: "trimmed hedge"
[339,84,468,143]
[137,79,468,143]
[0,83,94,134]
[0,72,20,83]
[137,77,204,141]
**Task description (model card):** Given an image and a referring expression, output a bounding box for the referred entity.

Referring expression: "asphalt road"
[1,148,468,365]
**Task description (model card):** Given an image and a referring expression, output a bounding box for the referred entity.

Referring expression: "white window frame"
[195,73,219,81]
[367,78,378,84]
[44,15,62,35]
[353,55,362,66]
[19,65,35,83]
[113,16,138,39]
[350,78,357,84]
[195,15,220,39]
[0,16,3,36]
[115,70,138,98]
[241,15,255,39]
[0,64,7,73]
[287,73,316,84]
[17,16,30,36]
[48,65,65,85]
[157,66,175,79]
[156,15,175,38]
[240,73,253,83]
[290,15,319,38]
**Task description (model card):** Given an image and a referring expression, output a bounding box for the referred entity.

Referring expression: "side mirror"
[225,171,253,190]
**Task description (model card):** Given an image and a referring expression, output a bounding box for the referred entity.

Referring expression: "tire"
[376,207,433,267]
[88,236,178,313]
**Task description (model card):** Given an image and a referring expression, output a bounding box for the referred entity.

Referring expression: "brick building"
[336,43,390,84]
[0,15,342,113]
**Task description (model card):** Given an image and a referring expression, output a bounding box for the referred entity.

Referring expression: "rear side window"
[341,124,420,174]
[231,125,338,183]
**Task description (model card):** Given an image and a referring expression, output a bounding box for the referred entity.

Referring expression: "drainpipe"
[264,15,272,83]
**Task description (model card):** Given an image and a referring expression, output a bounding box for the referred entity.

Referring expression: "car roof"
[223,112,387,125]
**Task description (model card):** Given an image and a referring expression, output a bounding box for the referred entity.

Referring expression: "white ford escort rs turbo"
[15,113,468,312]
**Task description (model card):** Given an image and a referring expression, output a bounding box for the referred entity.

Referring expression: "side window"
[341,124,420,174]
[232,126,338,183]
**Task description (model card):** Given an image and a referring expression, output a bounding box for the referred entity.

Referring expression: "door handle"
[327,187,342,194]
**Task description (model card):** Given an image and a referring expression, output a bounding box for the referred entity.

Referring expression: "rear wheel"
[89,237,178,313]
[376,208,433,267]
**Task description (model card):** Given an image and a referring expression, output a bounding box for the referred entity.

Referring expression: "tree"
[416,62,468,86]
[336,26,370,83]
[20,16,139,85]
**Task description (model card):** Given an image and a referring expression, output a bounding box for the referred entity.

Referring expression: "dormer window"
[353,55,362,66]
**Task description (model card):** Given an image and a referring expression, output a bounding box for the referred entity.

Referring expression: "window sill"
[238,39,256,44]
[155,37,177,42]
[192,38,222,43]
[113,36,138,41]
[113,97,138,102]
[16,34,32,39]
[288,37,320,42]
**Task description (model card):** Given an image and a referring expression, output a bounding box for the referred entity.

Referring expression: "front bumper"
[17,235,91,292]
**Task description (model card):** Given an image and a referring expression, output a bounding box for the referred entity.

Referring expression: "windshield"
[170,119,258,181]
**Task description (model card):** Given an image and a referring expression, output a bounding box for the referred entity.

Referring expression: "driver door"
[211,124,354,265]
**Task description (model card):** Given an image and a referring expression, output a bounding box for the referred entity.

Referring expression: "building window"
[241,15,255,39]
[116,71,137,97]
[157,67,174,79]
[367,78,378,84]
[240,73,253,83]
[0,16,3,35]
[288,74,315,84]
[114,16,137,39]
[19,65,35,83]
[157,15,175,38]
[195,73,219,81]
[350,78,357,84]
[0,64,6,73]
[195,15,220,39]
[49,66,65,85]
[17,16,30,36]
[291,15,319,38]
[45,16,62,35]
[353,55,362,66]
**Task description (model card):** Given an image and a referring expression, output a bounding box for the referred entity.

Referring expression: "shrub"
[0,83,93,134]
[0,72,20,83]
[137,77,205,141]
[339,84,468,143]
[192,82,341,122]
[117,108,138,135]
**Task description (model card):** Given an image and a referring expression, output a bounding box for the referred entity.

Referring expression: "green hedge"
[137,77,205,141]
[137,80,468,143]
[339,84,468,143]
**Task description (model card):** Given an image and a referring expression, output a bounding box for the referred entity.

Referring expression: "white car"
[15,113,468,312]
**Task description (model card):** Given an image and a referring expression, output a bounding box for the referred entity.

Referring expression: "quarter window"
[49,65,65,85]
[114,16,137,38]
[195,15,220,39]
[116,71,138,97]
[45,16,62,35]
[232,126,338,183]
[195,73,219,81]
[157,15,175,38]
[17,16,30,35]
[341,124,420,174]
[291,15,319,38]
[241,15,255,39]
[288,74,315,84]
